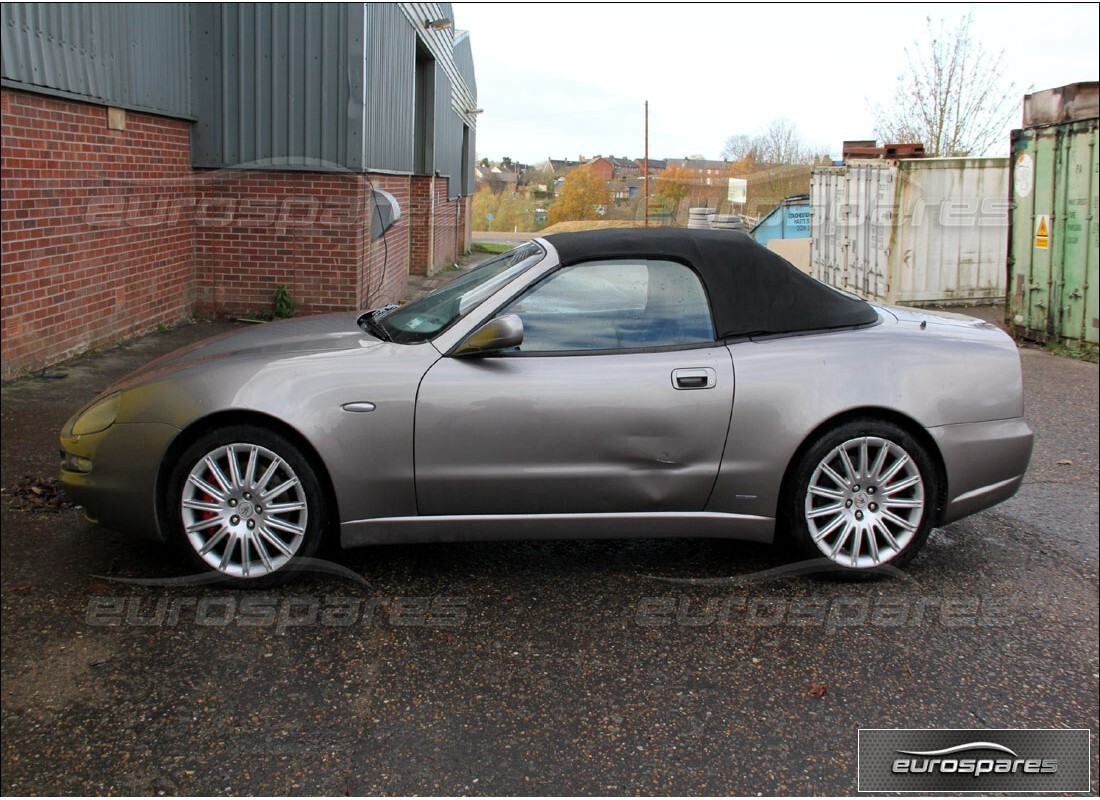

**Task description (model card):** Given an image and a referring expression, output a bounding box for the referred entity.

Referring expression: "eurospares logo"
[858,729,1090,793]
[892,740,1057,776]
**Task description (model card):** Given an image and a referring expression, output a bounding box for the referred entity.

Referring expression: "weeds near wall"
[273,284,296,319]
[238,284,297,323]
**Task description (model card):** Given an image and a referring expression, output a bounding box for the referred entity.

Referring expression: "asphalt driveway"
[1,316,1097,795]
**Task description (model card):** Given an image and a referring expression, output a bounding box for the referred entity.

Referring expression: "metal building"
[1007,82,1099,350]
[2,3,477,190]
[1,3,192,118]
[1,3,479,377]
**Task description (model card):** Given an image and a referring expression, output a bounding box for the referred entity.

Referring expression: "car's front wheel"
[785,419,939,572]
[166,425,326,586]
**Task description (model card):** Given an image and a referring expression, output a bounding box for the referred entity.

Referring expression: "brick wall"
[1,89,194,378]
[1,88,461,376]
[588,158,613,181]
[409,175,466,276]
[432,179,458,268]
[195,169,364,317]
[193,170,411,316]
[457,194,470,256]
[363,173,411,307]
[408,175,433,276]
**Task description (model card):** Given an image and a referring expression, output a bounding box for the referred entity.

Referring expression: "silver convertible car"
[60,229,1033,585]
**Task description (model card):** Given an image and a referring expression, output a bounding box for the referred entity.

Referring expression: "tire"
[783,419,938,573]
[165,424,327,587]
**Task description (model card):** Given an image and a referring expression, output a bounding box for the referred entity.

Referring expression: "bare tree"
[871,9,1018,156]
[756,119,812,165]
[722,120,824,166]
[721,133,758,163]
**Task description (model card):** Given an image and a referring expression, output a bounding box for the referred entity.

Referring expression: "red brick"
[1,90,193,378]
[2,88,463,376]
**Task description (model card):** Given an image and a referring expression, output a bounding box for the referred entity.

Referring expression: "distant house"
[491,169,519,188]
[610,178,644,200]
[586,157,615,181]
[542,157,583,175]
[498,159,530,175]
[667,158,731,185]
[587,156,641,181]
[609,156,641,178]
[475,161,525,193]
[635,158,667,174]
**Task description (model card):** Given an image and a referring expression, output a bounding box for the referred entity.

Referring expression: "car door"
[414,258,734,516]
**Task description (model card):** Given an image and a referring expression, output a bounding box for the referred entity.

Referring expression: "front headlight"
[71,393,121,436]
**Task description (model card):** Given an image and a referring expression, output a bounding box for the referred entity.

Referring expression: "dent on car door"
[414,259,735,516]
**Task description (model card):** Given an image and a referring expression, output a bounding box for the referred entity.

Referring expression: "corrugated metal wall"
[434,65,465,198]
[892,159,1008,304]
[452,30,476,101]
[3,2,477,188]
[1008,119,1100,346]
[366,3,476,191]
[452,31,477,195]
[811,159,1009,306]
[400,3,478,143]
[191,3,358,169]
[363,3,415,173]
[0,2,191,118]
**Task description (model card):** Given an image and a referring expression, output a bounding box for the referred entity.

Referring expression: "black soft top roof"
[542,228,877,339]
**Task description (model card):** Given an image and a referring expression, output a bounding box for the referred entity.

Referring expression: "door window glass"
[503,259,714,352]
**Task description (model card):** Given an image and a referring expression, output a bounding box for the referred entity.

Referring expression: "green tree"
[547,165,609,224]
[472,185,539,231]
[523,166,557,199]
[654,164,694,208]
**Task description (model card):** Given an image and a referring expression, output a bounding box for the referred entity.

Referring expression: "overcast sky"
[452,2,1100,164]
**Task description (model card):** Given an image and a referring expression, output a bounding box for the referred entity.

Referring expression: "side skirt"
[340,511,775,548]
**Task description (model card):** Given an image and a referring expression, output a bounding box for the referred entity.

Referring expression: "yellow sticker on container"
[1035,215,1050,249]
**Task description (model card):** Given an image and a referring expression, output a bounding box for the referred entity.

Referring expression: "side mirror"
[453,314,524,357]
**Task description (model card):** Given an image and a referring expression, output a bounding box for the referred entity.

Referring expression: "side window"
[502,259,714,353]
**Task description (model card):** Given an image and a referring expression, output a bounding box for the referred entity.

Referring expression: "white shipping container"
[809,158,1009,306]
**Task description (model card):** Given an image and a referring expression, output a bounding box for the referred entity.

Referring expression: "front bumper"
[929,417,1034,524]
[60,421,180,541]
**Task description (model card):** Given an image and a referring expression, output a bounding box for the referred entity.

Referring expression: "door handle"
[672,368,717,390]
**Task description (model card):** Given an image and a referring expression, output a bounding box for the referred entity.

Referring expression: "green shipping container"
[1008,96,1099,351]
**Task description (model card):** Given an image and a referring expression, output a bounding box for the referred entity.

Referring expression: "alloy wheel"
[180,443,309,578]
[803,435,926,568]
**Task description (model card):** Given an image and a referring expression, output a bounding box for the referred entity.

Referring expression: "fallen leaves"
[7,476,75,514]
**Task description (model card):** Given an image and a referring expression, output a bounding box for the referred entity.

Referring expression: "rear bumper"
[60,421,179,541]
[929,417,1034,524]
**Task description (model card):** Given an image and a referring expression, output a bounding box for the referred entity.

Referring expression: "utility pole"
[643,100,649,228]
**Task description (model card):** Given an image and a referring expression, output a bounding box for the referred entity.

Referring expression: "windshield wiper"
[357,304,398,341]
[362,315,391,341]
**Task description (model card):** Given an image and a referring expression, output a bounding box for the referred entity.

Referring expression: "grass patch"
[470,242,515,254]
[536,220,649,235]
[1044,339,1099,363]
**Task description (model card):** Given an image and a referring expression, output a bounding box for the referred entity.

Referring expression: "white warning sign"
[1014,153,1034,198]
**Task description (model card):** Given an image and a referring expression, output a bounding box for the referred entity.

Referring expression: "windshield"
[373,242,546,344]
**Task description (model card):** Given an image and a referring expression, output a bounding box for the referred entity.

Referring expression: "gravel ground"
[1,310,1096,795]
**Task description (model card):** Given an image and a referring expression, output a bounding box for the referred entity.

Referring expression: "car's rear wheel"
[785,419,938,572]
[166,425,325,586]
